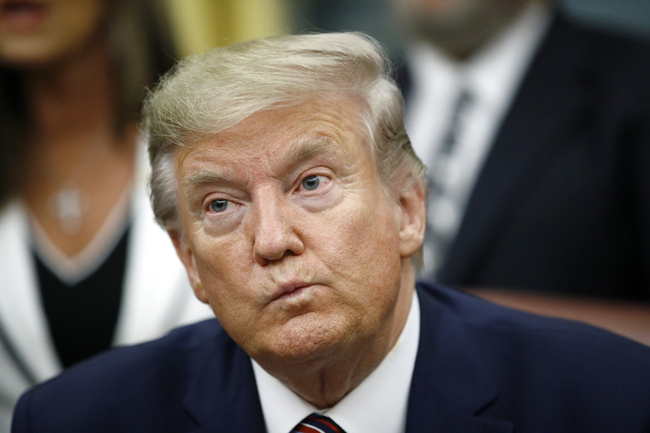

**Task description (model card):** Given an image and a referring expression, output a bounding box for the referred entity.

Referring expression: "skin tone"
[0,0,107,67]
[0,0,136,257]
[170,99,426,408]
[394,0,548,60]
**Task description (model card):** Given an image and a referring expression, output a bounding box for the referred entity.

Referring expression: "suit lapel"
[438,13,596,284]
[183,335,266,433]
[406,285,513,433]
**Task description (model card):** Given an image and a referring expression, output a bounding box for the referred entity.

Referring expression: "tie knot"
[291,413,346,433]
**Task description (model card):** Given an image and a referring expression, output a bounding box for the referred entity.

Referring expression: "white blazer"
[0,186,214,432]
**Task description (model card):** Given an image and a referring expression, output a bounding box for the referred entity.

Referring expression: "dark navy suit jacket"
[12,282,650,432]
[399,11,650,299]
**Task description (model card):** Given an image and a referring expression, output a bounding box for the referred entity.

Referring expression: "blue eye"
[302,175,320,191]
[210,199,229,213]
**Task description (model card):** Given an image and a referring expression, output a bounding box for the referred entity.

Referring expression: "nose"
[249,188,305,265]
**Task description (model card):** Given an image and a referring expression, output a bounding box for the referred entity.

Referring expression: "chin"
[0,43,60,67]
[249,313,351,366]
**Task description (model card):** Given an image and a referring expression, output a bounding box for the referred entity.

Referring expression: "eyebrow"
[181,167,236,195]
[180,136,346,193]
[283,137,344,169]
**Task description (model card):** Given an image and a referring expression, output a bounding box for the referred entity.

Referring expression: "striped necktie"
[424,87,474,277]
[291,413,347,433]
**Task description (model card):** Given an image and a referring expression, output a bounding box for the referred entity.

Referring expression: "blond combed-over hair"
[143,32,426,264]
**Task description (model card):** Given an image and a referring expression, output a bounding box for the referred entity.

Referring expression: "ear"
[397,180,426,259]
[168,229,209,304]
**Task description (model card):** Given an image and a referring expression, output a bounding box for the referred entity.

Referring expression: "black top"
[35,226,130,368]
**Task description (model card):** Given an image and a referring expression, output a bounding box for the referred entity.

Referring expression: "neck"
[25,37,118,146]
[262,261,416,409]
[21,36,136,194]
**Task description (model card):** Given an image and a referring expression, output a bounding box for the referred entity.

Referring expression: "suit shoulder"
[417,281,650,359]
[417,281,650,386]
[417,282,650,428]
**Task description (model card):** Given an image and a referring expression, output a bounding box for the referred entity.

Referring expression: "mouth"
[272,280,314,302]
[0,0,50,32]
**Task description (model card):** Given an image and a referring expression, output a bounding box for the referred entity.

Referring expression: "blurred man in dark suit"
[394,0,650,341]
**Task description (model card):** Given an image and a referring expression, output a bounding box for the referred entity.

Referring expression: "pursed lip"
[1,0,48,8]
[0,0,50,32]
[272,280,314,301]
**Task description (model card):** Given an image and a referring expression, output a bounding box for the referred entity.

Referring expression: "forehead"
[176,99,373,181]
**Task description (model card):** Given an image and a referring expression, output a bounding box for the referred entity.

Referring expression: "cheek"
[191,239,264,343]
[319,194,403,286]
[56,3,105,49]
[43,0,105,56]
[191,232,254,306]
[317,205,403,336]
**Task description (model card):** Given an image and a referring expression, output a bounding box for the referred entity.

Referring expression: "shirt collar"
[253,290,421,433]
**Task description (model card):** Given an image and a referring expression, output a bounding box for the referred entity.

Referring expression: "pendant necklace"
[47,179,87,236]
[44,136,112,236]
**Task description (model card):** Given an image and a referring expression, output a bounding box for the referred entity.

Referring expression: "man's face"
[172,99,422,369]
[394,0,536,58]
[398,0,531,16]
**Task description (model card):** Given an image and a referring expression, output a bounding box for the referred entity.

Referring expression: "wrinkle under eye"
[210,199,229,213]
[302,175,320,191]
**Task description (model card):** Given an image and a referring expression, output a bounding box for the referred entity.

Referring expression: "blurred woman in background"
[0,0,212,429]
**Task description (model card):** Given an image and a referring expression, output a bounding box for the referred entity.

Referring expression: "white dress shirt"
[253,290,421,433]
[405,2,552,277]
